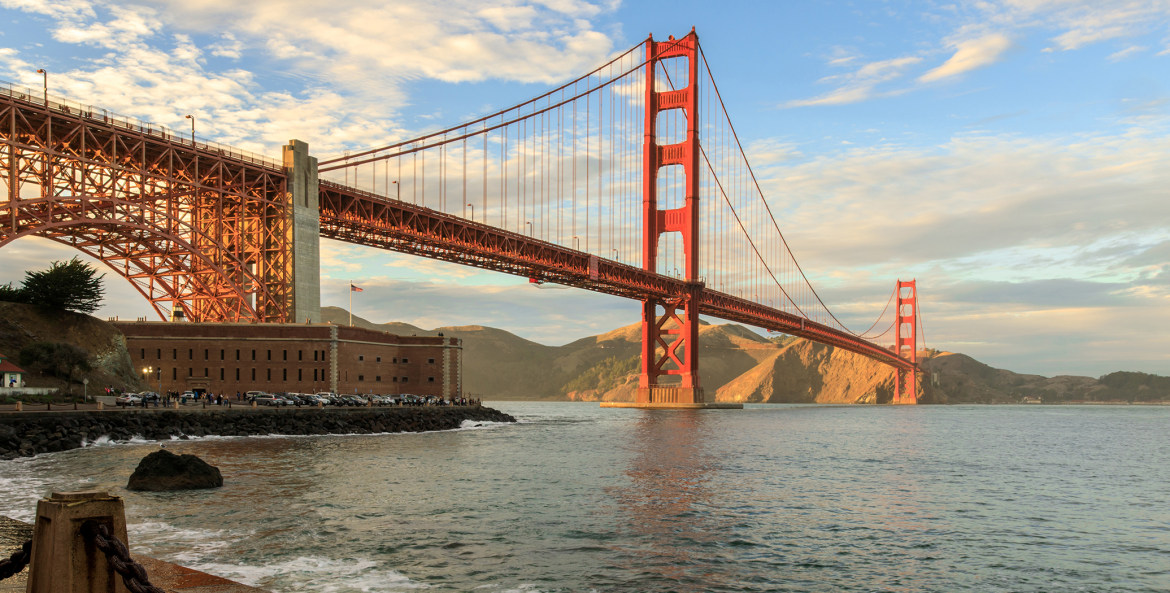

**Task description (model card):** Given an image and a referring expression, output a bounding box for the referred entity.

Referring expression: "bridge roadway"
[319,181,912,371]
[0,83,913,373]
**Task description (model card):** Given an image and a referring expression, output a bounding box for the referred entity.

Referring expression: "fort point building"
[115,321,462,398]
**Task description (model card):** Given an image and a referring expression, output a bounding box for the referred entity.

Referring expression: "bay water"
[1,402,1167,592]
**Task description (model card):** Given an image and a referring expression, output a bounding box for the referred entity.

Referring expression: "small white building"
[0,352,27,389]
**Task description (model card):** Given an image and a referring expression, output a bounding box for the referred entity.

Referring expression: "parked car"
[253,393,283,406]
[115,393,142,406]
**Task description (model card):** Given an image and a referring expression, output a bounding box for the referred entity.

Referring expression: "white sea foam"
[0,459,51,522]
[79,434,151,448]
[129,521,248,562]
[187,556,429,593]
[458,419,512,430]
[80,435,115,447]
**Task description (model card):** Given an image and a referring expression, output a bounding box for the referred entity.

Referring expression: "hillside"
[324,308,1169,403]
[0,302,141,392]
[7,303,1163,404]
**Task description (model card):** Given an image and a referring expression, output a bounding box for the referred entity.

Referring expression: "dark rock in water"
[127,449,223,491]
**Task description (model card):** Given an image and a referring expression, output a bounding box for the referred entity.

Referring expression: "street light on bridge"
[391,180,400,201]
[184,114,195,146]
[466,202,474,221]
[35,69,46,106]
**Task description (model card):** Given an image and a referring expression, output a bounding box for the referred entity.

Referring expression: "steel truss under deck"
[0,88,292,322]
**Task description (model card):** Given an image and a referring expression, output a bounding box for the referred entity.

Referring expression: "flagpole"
[348,280,352,327]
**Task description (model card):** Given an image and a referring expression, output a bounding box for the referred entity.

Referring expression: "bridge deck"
[319,181,914,371]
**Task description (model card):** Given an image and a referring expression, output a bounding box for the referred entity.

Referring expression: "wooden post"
[28,491,131,593]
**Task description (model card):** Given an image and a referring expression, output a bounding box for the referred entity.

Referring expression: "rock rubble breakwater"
[0,406,517,459]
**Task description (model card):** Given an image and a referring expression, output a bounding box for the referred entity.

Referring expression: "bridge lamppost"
[466,202,474,221]
[391,180,400,201]
[184,114,196,146]
[572,236,579,251]
[612,248,619,261]
[35,68,47,106]
[525,221,532,236]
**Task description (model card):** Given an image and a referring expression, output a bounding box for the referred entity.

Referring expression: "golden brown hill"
[322,307,1170,403]
[717,341,894,404]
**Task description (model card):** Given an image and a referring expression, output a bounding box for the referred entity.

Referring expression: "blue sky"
[1,0,1167,378]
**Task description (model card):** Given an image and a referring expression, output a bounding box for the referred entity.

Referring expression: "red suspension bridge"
[0,30,921,405]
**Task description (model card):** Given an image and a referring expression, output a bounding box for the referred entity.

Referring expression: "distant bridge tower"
[637,30,705,406]
[893,279,918,404]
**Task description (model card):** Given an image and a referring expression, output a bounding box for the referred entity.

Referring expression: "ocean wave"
[0,459,53,522]
[186,556,428,593]
[458,419,512,430]
[129,520,250,562]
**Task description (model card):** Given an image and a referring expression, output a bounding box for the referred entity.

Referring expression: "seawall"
[0,406,516,460]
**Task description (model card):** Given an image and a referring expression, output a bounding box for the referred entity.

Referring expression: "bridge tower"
[637,30,705,406]
[893,279,918,404]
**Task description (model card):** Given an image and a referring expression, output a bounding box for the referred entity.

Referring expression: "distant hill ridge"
[321,307,1170,403]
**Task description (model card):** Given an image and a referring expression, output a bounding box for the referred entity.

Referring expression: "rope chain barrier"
[81,521,166,593]
[0,539,31,581]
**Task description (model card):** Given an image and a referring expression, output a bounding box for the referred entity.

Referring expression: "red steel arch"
[0,86,293,322]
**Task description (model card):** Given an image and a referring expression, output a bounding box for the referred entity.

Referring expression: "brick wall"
[114,322,461,398]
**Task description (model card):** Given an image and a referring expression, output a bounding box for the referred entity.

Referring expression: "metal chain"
[0,539,31,581]
[81,521,166,593]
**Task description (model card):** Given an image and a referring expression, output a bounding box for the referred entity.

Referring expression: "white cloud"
[783,56,922,108]
[1107,44,1146,61]
[984,0,1170,51]
[919,33,1013,82]
[742,127,1170,374]
[785,1,1170,107]
[144,0,617,85]
[0,0,621,157]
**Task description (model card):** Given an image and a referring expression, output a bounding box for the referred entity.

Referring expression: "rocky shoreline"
[0,406,517,460]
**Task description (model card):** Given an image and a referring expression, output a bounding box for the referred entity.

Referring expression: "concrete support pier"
[283,139,321,324]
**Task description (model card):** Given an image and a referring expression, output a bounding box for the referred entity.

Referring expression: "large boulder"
[126,449,223,491]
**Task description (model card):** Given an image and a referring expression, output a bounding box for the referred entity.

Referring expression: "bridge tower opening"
[637,30,706,407]
[893,279,918,404]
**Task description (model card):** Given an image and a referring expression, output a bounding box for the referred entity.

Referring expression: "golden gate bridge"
[0,30,922,406]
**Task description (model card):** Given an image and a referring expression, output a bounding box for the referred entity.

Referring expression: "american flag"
[350,284,363,292]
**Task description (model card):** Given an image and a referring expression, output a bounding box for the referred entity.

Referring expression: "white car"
[115,393,141,406]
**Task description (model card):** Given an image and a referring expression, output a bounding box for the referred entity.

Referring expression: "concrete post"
[96,402,103,411]
[28,491,131,593]
[283,139,321,324]
[15,401,21,411]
